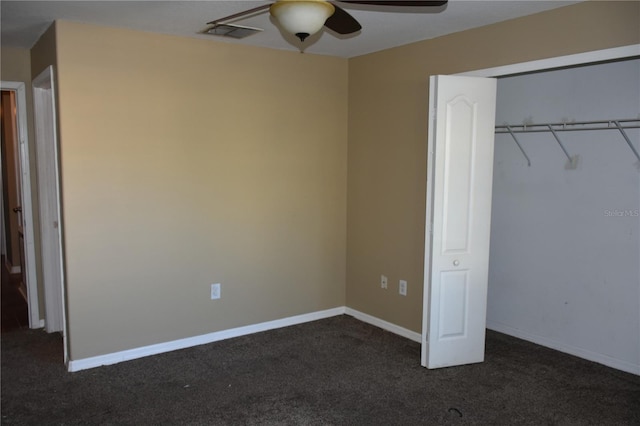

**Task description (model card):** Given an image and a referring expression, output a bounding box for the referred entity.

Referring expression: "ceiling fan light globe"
[270,1,335,40]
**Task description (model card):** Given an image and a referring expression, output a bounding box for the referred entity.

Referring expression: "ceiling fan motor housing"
[270,0,335,41]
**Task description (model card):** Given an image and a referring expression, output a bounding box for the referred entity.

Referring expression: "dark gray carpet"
[2,315,639,425]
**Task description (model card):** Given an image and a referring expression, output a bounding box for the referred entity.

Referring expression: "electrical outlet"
[211,283,221,300]
[381,275,388,289]
[399,280,407,296]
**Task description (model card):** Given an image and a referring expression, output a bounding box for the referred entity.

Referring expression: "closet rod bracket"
[506,125,531,167]
[547,125,579,170]
[613,121,640,162]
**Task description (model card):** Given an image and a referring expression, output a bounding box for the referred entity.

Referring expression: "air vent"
[204,23,263,39]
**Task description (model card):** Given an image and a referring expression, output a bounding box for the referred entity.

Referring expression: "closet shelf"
[494,118,640,166]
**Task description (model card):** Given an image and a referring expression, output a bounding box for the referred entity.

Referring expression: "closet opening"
[486,55,639,375]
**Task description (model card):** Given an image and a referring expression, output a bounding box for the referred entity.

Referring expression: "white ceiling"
[1,0,580,58]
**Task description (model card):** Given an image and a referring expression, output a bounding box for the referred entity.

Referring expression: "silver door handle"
[453,260,460,267]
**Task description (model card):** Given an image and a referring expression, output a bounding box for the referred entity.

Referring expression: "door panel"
[442,96,475,253]
[422,75,496,369]
[438,270,468,339]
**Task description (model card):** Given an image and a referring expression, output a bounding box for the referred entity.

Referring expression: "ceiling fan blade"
[325,4,362,34]
[338,1,447,6]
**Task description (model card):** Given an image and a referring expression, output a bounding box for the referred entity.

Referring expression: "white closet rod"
[495,118,639,133]
[495,118,640,165]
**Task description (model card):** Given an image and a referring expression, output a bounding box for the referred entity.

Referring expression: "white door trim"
[32,66,67,360]
[457,44,640,78]
[0,80,40,328]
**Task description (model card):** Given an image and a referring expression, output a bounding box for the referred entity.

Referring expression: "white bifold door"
[422,75,497,369]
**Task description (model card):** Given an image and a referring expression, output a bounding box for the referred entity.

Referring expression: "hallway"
[1,255,29,332]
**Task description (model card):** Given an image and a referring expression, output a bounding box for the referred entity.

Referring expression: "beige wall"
[53,21,348,360]
[2,46,32,80]
[346,1,640,332]
[30,23,58,79]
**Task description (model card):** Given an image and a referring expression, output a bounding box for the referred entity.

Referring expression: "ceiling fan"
[206,0,448,42]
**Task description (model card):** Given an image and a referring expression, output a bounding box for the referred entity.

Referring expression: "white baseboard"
[66,310,640,375]
[17,283,28,302]
[487,321,640,376]
[4,257,21,274]
[68,307,346,372]
[67,306,422,372]
[345,307,421,343]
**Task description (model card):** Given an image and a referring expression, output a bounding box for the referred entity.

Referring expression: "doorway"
[0,82,40,330]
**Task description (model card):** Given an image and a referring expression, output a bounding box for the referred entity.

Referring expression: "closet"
[487,58,640,374]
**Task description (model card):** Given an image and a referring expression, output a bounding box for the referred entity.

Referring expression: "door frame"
[456,45,640,79]
[32,66,67,355]
[0,81,41,328]
[422,43,640,365]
